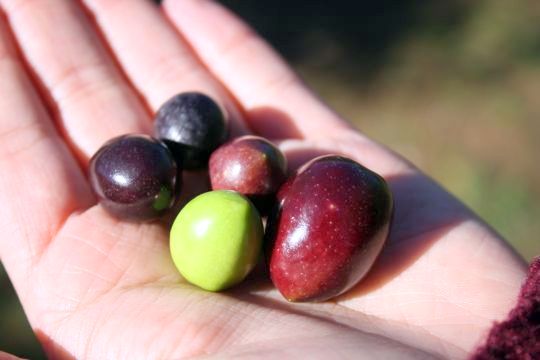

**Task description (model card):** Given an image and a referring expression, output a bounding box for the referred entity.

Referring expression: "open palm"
[0,1,527,359]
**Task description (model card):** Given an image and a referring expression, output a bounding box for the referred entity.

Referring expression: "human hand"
[0,0,527,358]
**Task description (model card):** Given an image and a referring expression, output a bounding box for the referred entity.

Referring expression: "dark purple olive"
[266,155,393,302]
[209,135,287,213]
[89,135,180,221]
[154,92,228,169]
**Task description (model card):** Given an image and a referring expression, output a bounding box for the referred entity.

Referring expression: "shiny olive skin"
[89,134,180,221]
[170,190,263,292]
[266,155,393,302]
[154,92,228,169]
[209,135,287,213]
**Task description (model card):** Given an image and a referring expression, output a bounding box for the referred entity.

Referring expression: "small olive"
[170,190,263,291]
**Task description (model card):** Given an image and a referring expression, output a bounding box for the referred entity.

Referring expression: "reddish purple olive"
[209,135,287,213]
[266,155,393,302]
[154,92,228,169]
[89,135,180,221]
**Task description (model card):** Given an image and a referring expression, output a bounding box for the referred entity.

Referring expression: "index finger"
[0,11,93,295]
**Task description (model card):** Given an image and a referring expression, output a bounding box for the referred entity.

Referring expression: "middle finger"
[82,0,248,137]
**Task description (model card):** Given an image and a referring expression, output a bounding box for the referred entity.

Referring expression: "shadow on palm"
[223,106,472,299]
[24,99,489,360]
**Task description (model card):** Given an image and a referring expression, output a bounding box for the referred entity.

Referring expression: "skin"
[0,0,527,359]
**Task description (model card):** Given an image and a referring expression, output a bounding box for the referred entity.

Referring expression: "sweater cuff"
[471,257,539,359]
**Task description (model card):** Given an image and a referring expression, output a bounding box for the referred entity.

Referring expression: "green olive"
[170,190,263,291]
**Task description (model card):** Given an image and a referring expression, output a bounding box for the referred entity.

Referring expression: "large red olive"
[266,155,393,302]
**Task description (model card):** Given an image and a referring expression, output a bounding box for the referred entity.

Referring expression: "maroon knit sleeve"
[471,257,539,360]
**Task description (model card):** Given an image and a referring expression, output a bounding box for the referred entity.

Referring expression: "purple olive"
[209,135,287,213]
[89,135,180,221]
[154,92,228,169]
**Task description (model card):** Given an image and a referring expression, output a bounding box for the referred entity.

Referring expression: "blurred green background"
[2,0,539,358]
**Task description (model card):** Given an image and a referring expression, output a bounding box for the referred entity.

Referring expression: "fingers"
[162,0,412,176]
[0,352,24,360]
[0,11,93,293]
[82,0,248,136]
[162,0,352,140]
[0,0,151,161]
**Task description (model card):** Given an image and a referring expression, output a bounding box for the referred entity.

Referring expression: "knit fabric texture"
[472,257,539,360]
